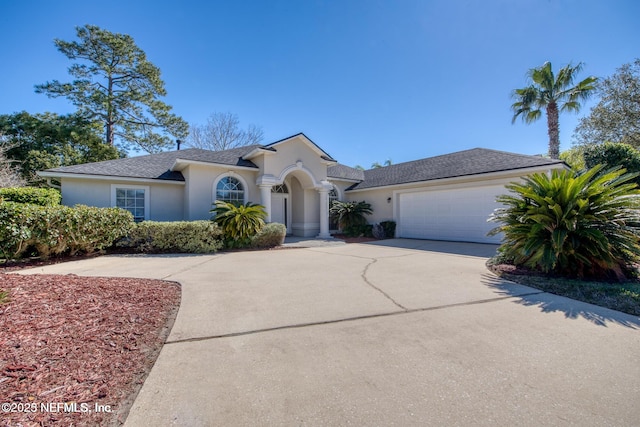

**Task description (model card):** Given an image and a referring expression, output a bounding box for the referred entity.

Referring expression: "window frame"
[111,184,150,221]
[213,174,248,206]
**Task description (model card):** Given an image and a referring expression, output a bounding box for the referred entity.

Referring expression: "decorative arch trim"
[276,163,322,189]
[212,172,249,205]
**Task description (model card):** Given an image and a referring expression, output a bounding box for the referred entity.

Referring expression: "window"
[329,186,340,230]
[216,176,245,205]
[329,186,340,205]
[112,185,149,221]
[272,184,289,194]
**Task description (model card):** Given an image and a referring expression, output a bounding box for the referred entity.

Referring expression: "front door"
[271,193,291,234]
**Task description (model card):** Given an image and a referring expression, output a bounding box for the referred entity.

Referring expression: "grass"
[0,289,9,304]
[488,262,640,316]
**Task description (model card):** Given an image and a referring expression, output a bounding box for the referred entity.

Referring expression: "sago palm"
[211,201,266,247]
[511,62,597,159]
[488,165,640,279]
[329,200,373,229]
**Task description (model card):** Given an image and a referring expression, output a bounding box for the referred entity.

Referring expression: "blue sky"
[0,0,638,168]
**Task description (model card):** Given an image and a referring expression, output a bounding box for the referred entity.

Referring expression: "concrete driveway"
[22,239,640,426]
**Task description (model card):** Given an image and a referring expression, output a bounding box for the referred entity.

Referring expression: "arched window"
[272,184,289,194]
[216,176,245,205]
[329,186,339,206]
[329,186,340,230]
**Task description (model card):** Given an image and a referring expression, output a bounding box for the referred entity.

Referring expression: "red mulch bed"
[332,234,379,244]
[0,273,180,426]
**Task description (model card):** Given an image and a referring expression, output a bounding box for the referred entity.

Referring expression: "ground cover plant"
[487,261,640,316]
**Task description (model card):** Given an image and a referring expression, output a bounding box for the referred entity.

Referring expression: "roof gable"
[263,133,337,162]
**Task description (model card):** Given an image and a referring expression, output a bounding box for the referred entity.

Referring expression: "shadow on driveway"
[481,273,640,329]
[357,238,499,258]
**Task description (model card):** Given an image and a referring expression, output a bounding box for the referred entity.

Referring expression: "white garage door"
[397,185,506,244]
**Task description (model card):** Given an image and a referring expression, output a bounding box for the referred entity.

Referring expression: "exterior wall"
[301,188,320,237]
[290,176,306,236]
[344,186,394,224]
[182,164,259,220]
[262,138,327,185]
[149,185,184,221]
[60,178,184,221]
[328,180,354,201]
[61,178,112,208]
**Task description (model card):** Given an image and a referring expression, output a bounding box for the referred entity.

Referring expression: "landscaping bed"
[488,262,640,316]
[0,272,180,426]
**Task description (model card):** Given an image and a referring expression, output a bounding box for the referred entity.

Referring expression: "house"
[38,133,566,244]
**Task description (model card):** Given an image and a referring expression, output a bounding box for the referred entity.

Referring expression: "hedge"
[118,221,224,253]
[0,202,134,260]
[0,187,61,206]
[251,222,286,248]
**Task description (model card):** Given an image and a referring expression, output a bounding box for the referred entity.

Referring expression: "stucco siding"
[61,179,112,208]
[149,185,184,221]
[345,187,394,224]
[60,178,184,221]
[183,163,259,220]
[263,138,327,184]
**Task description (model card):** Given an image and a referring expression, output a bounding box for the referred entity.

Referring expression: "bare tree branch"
[185,112,264,151]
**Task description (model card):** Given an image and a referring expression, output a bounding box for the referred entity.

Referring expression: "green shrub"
[251,222,286,248]
[0,187,61,206]
[380,220,396,238]
[582,142,640,184]
[120,221,223,253]
[488,165,640,279]
[330,200,373,230]
[0,202,133,260]
[343,223,373,238]
[211,201,267,248]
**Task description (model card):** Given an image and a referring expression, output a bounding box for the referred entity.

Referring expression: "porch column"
[317,187,331,238]
[259,184,273,222]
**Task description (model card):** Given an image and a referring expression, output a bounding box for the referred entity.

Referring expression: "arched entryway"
[257,163,332,238]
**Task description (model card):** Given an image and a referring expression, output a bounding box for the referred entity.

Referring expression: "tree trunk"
[546,102,560,159]
[106,75,114,146]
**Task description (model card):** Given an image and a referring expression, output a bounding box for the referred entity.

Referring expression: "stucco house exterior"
[38,133,566,244]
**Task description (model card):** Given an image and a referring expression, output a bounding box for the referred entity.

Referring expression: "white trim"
[38,171,186,185]
[271,193,292,234]
[242,147,277,160]
[327,177,362,183]
[265,134,335,161]
[276,163,322,189]
[346,164,567,193]
[328,184,343,201]
[212,172,249,205]
[110,184,150,221]
[171,158,259,172]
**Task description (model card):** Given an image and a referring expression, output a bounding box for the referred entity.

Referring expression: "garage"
[397,184,507,244]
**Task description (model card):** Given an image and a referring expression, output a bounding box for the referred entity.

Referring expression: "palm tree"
[511,62,597,159]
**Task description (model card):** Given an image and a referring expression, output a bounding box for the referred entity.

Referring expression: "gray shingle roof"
[327,163,365,181]
[347,148,566,190]
[42,146,261,181]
